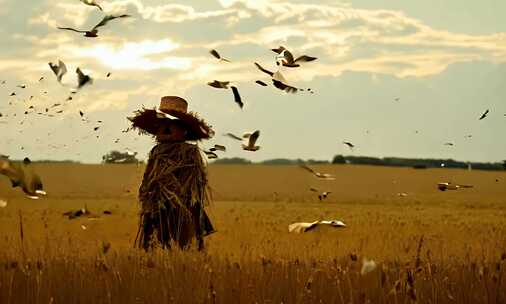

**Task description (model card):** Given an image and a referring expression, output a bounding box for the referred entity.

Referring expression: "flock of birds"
[0,2,133,211]
[201,46,318,158]
[0,2,131,151]
[207,47,316,111]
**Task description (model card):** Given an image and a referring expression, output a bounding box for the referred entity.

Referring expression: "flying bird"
[272,79,299,94]
[437,182,473,191]
[106,72,111,78]
[254,62,275,77]
[272,46,317,67]
[288,220,346,233]
[17,85,26,89]
[207,81,243,109]
[203,150,218,159]
[0,157,46,199]
[76,67,93,89]
[80,0,103,11]
[208,80,230,89]
[48,60,68,83]
[242,130,261,151]
[310,187,331,201]
[209,49,230,62]
[343,141,355,150]
[444,142,454,146]
[224,133,243,141]
[479,109,489,120]
[231,86,243,109]
[253,63,302,94]
[57,14,131,38]
[300,165,335,180]
[209,144,226,152]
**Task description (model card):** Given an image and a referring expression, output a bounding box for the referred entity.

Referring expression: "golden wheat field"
[0,164,505,303]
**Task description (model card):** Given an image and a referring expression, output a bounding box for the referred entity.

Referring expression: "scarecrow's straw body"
[135,142,214,250]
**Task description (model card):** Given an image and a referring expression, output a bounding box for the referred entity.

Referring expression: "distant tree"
[306,159,330,165]
[330,154,504,171]
[102,150,140,164]
[262,158,296,165]
[212,157,252,165]
[25,160,80,164]
[332,155,346,164]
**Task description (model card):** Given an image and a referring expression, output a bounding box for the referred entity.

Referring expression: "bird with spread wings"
[58,14,131,38]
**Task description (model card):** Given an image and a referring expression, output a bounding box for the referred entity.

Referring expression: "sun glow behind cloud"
[75,39,192,71]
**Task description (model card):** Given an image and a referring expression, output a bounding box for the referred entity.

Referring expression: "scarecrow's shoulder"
[150,142,199,156]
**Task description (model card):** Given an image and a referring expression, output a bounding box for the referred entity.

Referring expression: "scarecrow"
[129,96,216,250]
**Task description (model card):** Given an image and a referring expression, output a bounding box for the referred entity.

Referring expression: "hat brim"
[128,108,214,141]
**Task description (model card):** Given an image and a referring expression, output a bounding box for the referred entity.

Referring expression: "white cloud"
[21,0,506,80]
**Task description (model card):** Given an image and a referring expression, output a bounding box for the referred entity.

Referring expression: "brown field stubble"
[0,164,505,303]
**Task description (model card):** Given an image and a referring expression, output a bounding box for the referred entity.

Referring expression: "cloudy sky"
[0,0,505,163]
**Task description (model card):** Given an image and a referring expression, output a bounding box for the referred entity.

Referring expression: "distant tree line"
[332,155,506,171]
[9,159,81,164]
[211,156,506,171]
[213,158,329,165]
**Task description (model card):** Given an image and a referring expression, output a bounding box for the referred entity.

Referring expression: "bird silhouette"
[224,133,243,141]
[254,62,302,94]
[48,60,67,83]
[80,0,103,11]
[310,187,332,201]
[343,141,355,150]
[76,67,93,89]
[255,80,268,87]
[207,80,243,109]
[57,14,131,38]
[209,144,226,152]
[209,49,230,62]
[288,220,346,233]
[203,150,218,159]
[300,165,335,180]
[272,46,317,67]
[0,157,46,199]
[272,79,299,94]
[437,182,473,191]
[242,130,261,151]
[479,109,489,120]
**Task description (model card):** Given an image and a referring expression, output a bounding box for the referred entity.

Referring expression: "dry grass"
[0,164,505,303]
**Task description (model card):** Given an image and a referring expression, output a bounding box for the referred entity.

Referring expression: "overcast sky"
[0,0,505,163]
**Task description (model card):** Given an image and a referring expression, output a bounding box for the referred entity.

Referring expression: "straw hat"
[128,96,214,141]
